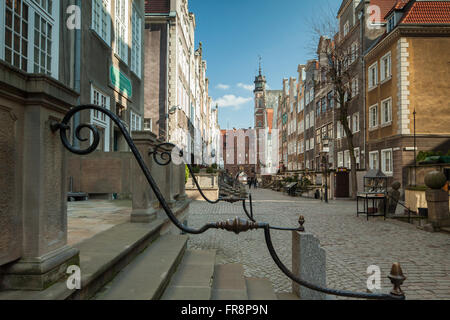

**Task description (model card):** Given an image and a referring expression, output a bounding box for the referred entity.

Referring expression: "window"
[369,151,379,170]
[316,129,321,144]
[327,91,334,109]
[328,124,333,140]
[316,102,321,117]
[387,15,395,32]
[92,0,111,45]
[353,112,360,133]
[298,119,304,134]
[92,87,109,122]
[131,111,141,131]
[310,138,314,150]
[381,149,393,176]
[351,78,359,97]
[144,118,152,131]
[381,98,392,125]
[354,148,360,168]
[305,113,310,129]
[309,88,314,102]
[380,52,391,82]
[4,0,29,71]
[3,0,58,76]
[305,91,310,105]
[310,111,314,127]
[368,62,378,89]
[321,97,326,113]
[369,104,378,129]
[131,5,142,77]
[306,139,310,151]
[351,42,358,64]
[343,21,349,37]
[337,121,342,139]
[114,0,128,63]
[338,152,344,168]
[344,150,350,169]
[91,86,110,151]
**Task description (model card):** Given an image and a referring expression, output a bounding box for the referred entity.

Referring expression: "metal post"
[325,158,328,203]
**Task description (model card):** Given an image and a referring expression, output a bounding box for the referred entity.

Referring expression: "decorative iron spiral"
[149,142,184,166]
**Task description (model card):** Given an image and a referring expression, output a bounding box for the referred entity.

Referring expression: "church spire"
[258,55,262,76]
[254,55,266,93]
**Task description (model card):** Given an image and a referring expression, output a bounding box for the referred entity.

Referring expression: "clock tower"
[254,61,266,130]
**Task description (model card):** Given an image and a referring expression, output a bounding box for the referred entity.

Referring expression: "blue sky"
[190,0,341,130]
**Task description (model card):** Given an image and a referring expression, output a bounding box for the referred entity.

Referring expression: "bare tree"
[307,5,360,198]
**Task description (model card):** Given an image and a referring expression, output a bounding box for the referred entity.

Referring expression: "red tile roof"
[400,1,450,24]
[145,0,169,14]
[369,0,400,22]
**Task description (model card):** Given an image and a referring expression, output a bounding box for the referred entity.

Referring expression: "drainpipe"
[165,20,170,142]
[73,0,82,147]
[359,7,366,170]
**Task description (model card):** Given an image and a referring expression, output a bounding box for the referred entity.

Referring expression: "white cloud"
[237,83,254,91]
[216,83,230,90]
[213,95,252,110]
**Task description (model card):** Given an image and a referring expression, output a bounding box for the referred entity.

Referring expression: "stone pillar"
[292,231,326,300]
[425,171,450,230]
[178,163,188,201]
[0,70,79,291]
[131,131,158,223]
[171,162,180,201]
[153,140,176,208]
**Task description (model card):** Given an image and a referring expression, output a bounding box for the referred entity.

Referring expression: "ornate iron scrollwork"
[51,105,406,300]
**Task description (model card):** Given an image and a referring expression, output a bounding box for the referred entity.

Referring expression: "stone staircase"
[93,243,281,300]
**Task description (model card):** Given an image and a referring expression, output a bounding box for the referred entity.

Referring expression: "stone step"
[93,234,188,300]
[161,250,216,300]
[211,264,248,300]
[441,227,450,234]
[245,278,277,300]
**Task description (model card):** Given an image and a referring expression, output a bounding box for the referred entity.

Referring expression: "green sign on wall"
[110,66,132,98]
[282,113,288,125]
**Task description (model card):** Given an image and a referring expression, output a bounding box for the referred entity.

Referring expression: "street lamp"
[321,135,330,203]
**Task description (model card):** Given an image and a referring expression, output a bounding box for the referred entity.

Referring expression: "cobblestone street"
[187,189,450,300]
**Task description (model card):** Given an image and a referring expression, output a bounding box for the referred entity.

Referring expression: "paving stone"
[187,188,450,300]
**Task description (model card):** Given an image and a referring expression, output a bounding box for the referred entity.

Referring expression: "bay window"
[92,0,111,45]
[115,0,128,63]
[2,0,59,77]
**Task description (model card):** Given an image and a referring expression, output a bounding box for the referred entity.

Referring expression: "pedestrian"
[248,177,252,189]
[254,178,258,189]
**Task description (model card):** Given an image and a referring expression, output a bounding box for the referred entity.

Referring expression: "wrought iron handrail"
[51,105,406,300]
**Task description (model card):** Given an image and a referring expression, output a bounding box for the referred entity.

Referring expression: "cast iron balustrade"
[51,105,407,300]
